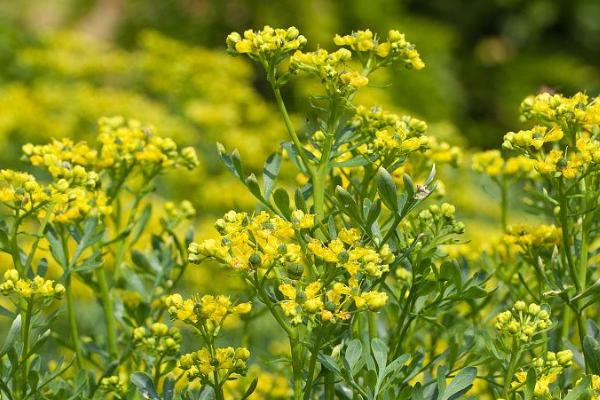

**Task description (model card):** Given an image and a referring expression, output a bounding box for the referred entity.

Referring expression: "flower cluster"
[503,224,561,251]
[333,29,425,69]
[0,269,65,301]
[495,301,552,343]
[511,350,573,396]
[502,126,564,151]
[500,92,600,181]
[520,92,600,127]
[290,48,367,95]
[189,211,392,326]
[132,322,182,358]
[99,375,127,398]
[402,203,465,249]
[278,280,388,325]
[97,116,199,172]
[226,26,306,62]
[352,105,429,157]
[0,170,49,212]
[164,293,251,332]
[178,346,250,384]
[471,150,536,178]
[188,211,303,271]
[162,200,196,227]
[22,139,99,188]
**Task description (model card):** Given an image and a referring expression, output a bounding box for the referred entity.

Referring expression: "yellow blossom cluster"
[22,139,99,188]
[511,350,573,396]
[502,126,564,151]
[503,224,561,251]
[188,211,305,270]
[188,211,392,325]
[353,105,429,153]
[471,150,536,178]
[178,346,250,384]
[422,137,463,167]
[501,92,600,180]
[226,26,306,61]
[47,187,112,223]
[132,322,182,358]
[290,48,368,94]
[278,280,388,325]
[164,200,196,223]
[333,29,425,69]
[520,92,600,127]
[0,269,65,300]
[495,301,551,343]
[97,116,199,172]
[99,375,127,398]
[0,169,50,212]
[164,293,251,332]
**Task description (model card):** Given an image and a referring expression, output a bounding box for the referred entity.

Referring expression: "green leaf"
[131,372,160,400]
[37,257,48,277]
[217,142,241,179]
[241,377,258,400]
[376,167,398,212]
[345,339,362,371]
[263,152,282,200]
[584,336,600,374]
[45,226,67,268]
[563,375,591,400]
[1,314,21,356]
[318,354,342,375]
[403,173,415,199]
[440,261,462,290]
[130,204,152,245]
[440,367,476,400]
[163,377,175,400]
[273,188,291,218]
[245,173,263,200]
[294,188,307,212]
[335,186,363,224]
[371,338,388,373]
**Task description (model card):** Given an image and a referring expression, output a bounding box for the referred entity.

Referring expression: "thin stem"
[20,300,33,398]
[270,84,313,176]
[503,339,520,399]
[324,369,335,400]
[96,268,117,357]
[65,274,83,367]
[303,327,325,400]
[289,335,304,400]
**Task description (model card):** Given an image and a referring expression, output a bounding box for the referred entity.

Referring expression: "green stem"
[368,312,377,340]
[289,335,304,400]
[324,369,335,400]
[20,300,33,398]
[503,340,520,399]
[65,275,83,367]
[303,327,324,400]
[270,84,313,176]
[558,181,580,292]
[96,268,117,357]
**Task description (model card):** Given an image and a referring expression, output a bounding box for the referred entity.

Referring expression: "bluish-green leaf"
[377,167,398,212]
[440,367,476,400]
[263,152,282,199]
[131,372,160,400]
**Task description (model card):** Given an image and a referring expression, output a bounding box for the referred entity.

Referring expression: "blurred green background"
[0,0,598,222]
